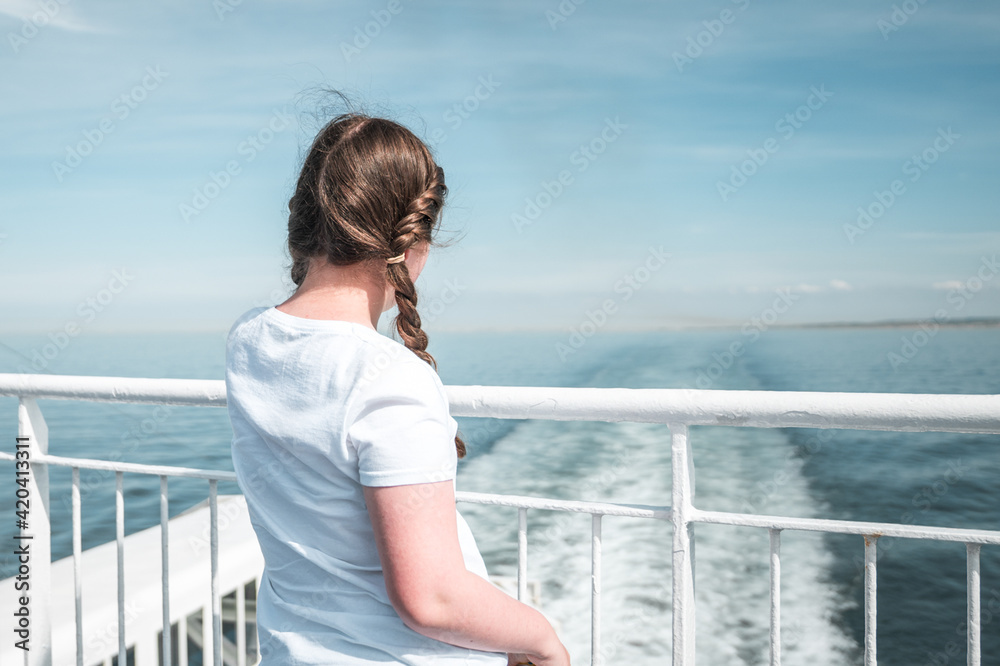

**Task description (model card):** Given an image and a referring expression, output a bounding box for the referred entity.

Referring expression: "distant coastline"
[647,316,1000,333]
[759,316,1000,331]
[433,316,1000,333]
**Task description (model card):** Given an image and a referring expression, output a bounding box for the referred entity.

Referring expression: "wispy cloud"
[0,0,100,32]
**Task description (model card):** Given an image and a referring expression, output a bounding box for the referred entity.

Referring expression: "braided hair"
[286,112,466,457]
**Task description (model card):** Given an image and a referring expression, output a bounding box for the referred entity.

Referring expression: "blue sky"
[1,0,998,334]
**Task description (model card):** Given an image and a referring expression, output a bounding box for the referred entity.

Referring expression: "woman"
[225,109,570,665]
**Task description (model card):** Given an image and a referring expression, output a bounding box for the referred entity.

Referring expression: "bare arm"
[363,481,570,666]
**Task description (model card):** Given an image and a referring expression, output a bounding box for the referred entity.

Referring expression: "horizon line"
[1,316,998,337]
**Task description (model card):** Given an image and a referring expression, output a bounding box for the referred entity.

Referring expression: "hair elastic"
[386,253,406,264]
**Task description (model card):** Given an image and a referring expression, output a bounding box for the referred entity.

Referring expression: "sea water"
[0,325,997,665]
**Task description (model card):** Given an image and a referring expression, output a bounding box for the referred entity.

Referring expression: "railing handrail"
[3,372,998,666]
[2,372,999,433]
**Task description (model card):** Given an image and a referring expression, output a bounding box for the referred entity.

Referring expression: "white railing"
[1,372,999,666]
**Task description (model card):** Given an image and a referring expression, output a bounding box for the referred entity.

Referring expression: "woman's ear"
[405,241,431,282]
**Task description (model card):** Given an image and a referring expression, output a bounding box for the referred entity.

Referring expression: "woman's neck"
[276,258,390,330]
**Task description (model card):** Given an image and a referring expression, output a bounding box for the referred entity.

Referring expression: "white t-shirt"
[225,306,507,665]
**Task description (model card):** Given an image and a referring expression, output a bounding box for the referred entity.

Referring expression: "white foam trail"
[457,417,858,665]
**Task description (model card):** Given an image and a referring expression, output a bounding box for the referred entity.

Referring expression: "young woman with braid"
[225,112,570,666]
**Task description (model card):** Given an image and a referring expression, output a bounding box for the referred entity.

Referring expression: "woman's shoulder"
[353,335,443,395]
[227,305,270,338]
[224,307,272,365]
[335,337,454,457]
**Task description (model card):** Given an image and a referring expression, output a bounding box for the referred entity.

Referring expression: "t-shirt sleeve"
[346,353,458,487]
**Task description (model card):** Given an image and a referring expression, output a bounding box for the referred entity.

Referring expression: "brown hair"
[285,110,466,457]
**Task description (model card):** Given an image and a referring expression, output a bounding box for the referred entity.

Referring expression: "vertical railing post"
[769,529,782,666]
[591,513,603,666]
[19,398,52,666]
[210,480,222,666]
[72,468,83,666]
[161,475,172,666]
[115,472,126,665]
[517,507,528,602]
[670,423,696,665]
[864,535,878,666]
[236,582,247,666]
[967,543,981,666]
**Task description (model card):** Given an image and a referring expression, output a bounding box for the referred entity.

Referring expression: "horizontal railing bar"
[0,452,664,518]
[0,450,237,482]
[0,373,227,406]
[456,490,670,520]
[449,385,1000,433]
[2,373,1000,433]
[2,451,996,542]
[695,509,1000,545]
[0,454,994,543]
